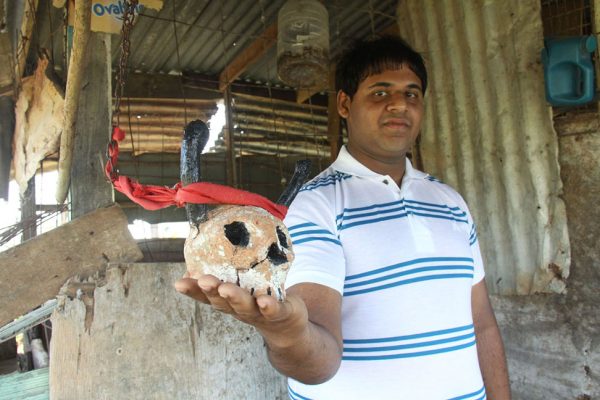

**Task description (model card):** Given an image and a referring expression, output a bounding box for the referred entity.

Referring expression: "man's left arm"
[472,279,511,400]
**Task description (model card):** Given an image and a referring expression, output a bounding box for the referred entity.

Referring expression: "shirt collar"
[331,145,428,181]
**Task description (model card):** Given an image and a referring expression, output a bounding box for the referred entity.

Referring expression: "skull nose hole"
[276,226,289,249]
[224,221,249,247]
[267,243,288,265]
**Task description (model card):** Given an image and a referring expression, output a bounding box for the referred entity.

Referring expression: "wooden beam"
[296,86,325,104]
[56,0,91,204]
[218,23,278,92]
[0,205,143,328]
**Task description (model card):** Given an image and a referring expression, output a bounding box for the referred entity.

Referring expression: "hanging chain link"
[113,0,139,125]
[107,0,138,181]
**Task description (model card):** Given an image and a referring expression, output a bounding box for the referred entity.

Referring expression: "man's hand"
[175,273,309,348]
[174,273,343,384]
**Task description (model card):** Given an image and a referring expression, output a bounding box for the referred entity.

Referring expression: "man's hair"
[335,35,428,98]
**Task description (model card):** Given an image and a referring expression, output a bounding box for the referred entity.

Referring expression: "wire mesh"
[541,0,593,37]
[540,0,598,114]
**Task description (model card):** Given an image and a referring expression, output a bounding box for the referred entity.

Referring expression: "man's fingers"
[219,283,261,319]
[256,293,304,323]
[196,275,235,313]
[174,278,209,304]
[176,275,307,336]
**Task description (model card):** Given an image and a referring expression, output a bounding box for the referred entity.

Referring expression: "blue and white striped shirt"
[284,146,486,399]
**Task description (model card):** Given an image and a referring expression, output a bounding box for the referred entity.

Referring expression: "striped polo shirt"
[284,146,486,400]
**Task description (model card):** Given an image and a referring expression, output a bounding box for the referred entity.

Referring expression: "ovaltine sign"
[82,0,163,34]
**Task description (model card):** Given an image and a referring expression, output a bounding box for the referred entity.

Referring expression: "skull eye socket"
[224,221,249,247]
[276,226,289,249]
[267,243,288,266]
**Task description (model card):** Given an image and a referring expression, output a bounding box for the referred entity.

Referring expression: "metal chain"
[113,0,138,125]
[107,0,138,181]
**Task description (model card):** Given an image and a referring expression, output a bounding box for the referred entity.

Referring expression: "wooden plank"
[0,205,143,328]
[70,32,113,218]
[50,262,287,399]
[218,23,278,92]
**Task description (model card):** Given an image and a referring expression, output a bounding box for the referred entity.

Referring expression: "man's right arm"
[262,282,342,383]
[175,275,343,384]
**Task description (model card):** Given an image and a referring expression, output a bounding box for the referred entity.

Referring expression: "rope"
[105,126,288,220]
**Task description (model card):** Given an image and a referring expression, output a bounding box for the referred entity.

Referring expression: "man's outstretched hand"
[174,273,309,349]
[174,272,343,384]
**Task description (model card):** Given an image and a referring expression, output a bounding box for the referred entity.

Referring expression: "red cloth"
[106,126,288,220]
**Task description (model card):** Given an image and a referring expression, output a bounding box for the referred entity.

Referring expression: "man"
[176,36,510,399]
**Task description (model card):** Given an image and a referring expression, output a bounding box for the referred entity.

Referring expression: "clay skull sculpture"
[180,121,310,301]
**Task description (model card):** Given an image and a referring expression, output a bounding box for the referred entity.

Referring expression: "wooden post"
[50,262,287,399]
[56,0,92,205]
[70,32,113,219]
[224,87,238,187]
[0,97,14,200]
[20,178,36,241]
[327,63,342,162]
[0,9,13,94]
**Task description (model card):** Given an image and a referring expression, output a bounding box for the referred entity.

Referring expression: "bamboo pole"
[55,0,91,204]
[14,0,39,89]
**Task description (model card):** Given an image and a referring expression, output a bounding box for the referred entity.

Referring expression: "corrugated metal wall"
[397,0,571,295]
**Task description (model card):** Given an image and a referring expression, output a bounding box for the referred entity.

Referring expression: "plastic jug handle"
[561,63,595,105]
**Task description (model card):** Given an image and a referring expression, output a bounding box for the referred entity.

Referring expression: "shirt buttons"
[383,179,389,185]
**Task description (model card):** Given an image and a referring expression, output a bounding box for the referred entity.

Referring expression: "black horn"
[180,120,210,228]
[277,159,312,207]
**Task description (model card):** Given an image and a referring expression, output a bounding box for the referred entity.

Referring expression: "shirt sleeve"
[283,189,346,294]
[463,202,485,285]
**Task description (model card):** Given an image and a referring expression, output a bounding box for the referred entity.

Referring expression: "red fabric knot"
[105,125,289,220]
[112,126,126,141]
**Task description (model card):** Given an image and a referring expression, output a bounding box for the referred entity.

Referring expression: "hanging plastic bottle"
[277,0,329,88]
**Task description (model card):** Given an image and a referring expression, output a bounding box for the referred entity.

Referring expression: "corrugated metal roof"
[124,0,398,83]
[398,0,570,295]
[26,0,395,159]
[31,0,399,86]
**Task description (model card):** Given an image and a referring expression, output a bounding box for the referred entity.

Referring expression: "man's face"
[337,66,424,170]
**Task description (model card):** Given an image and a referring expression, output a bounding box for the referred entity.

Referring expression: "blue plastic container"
[541,36,597,106]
